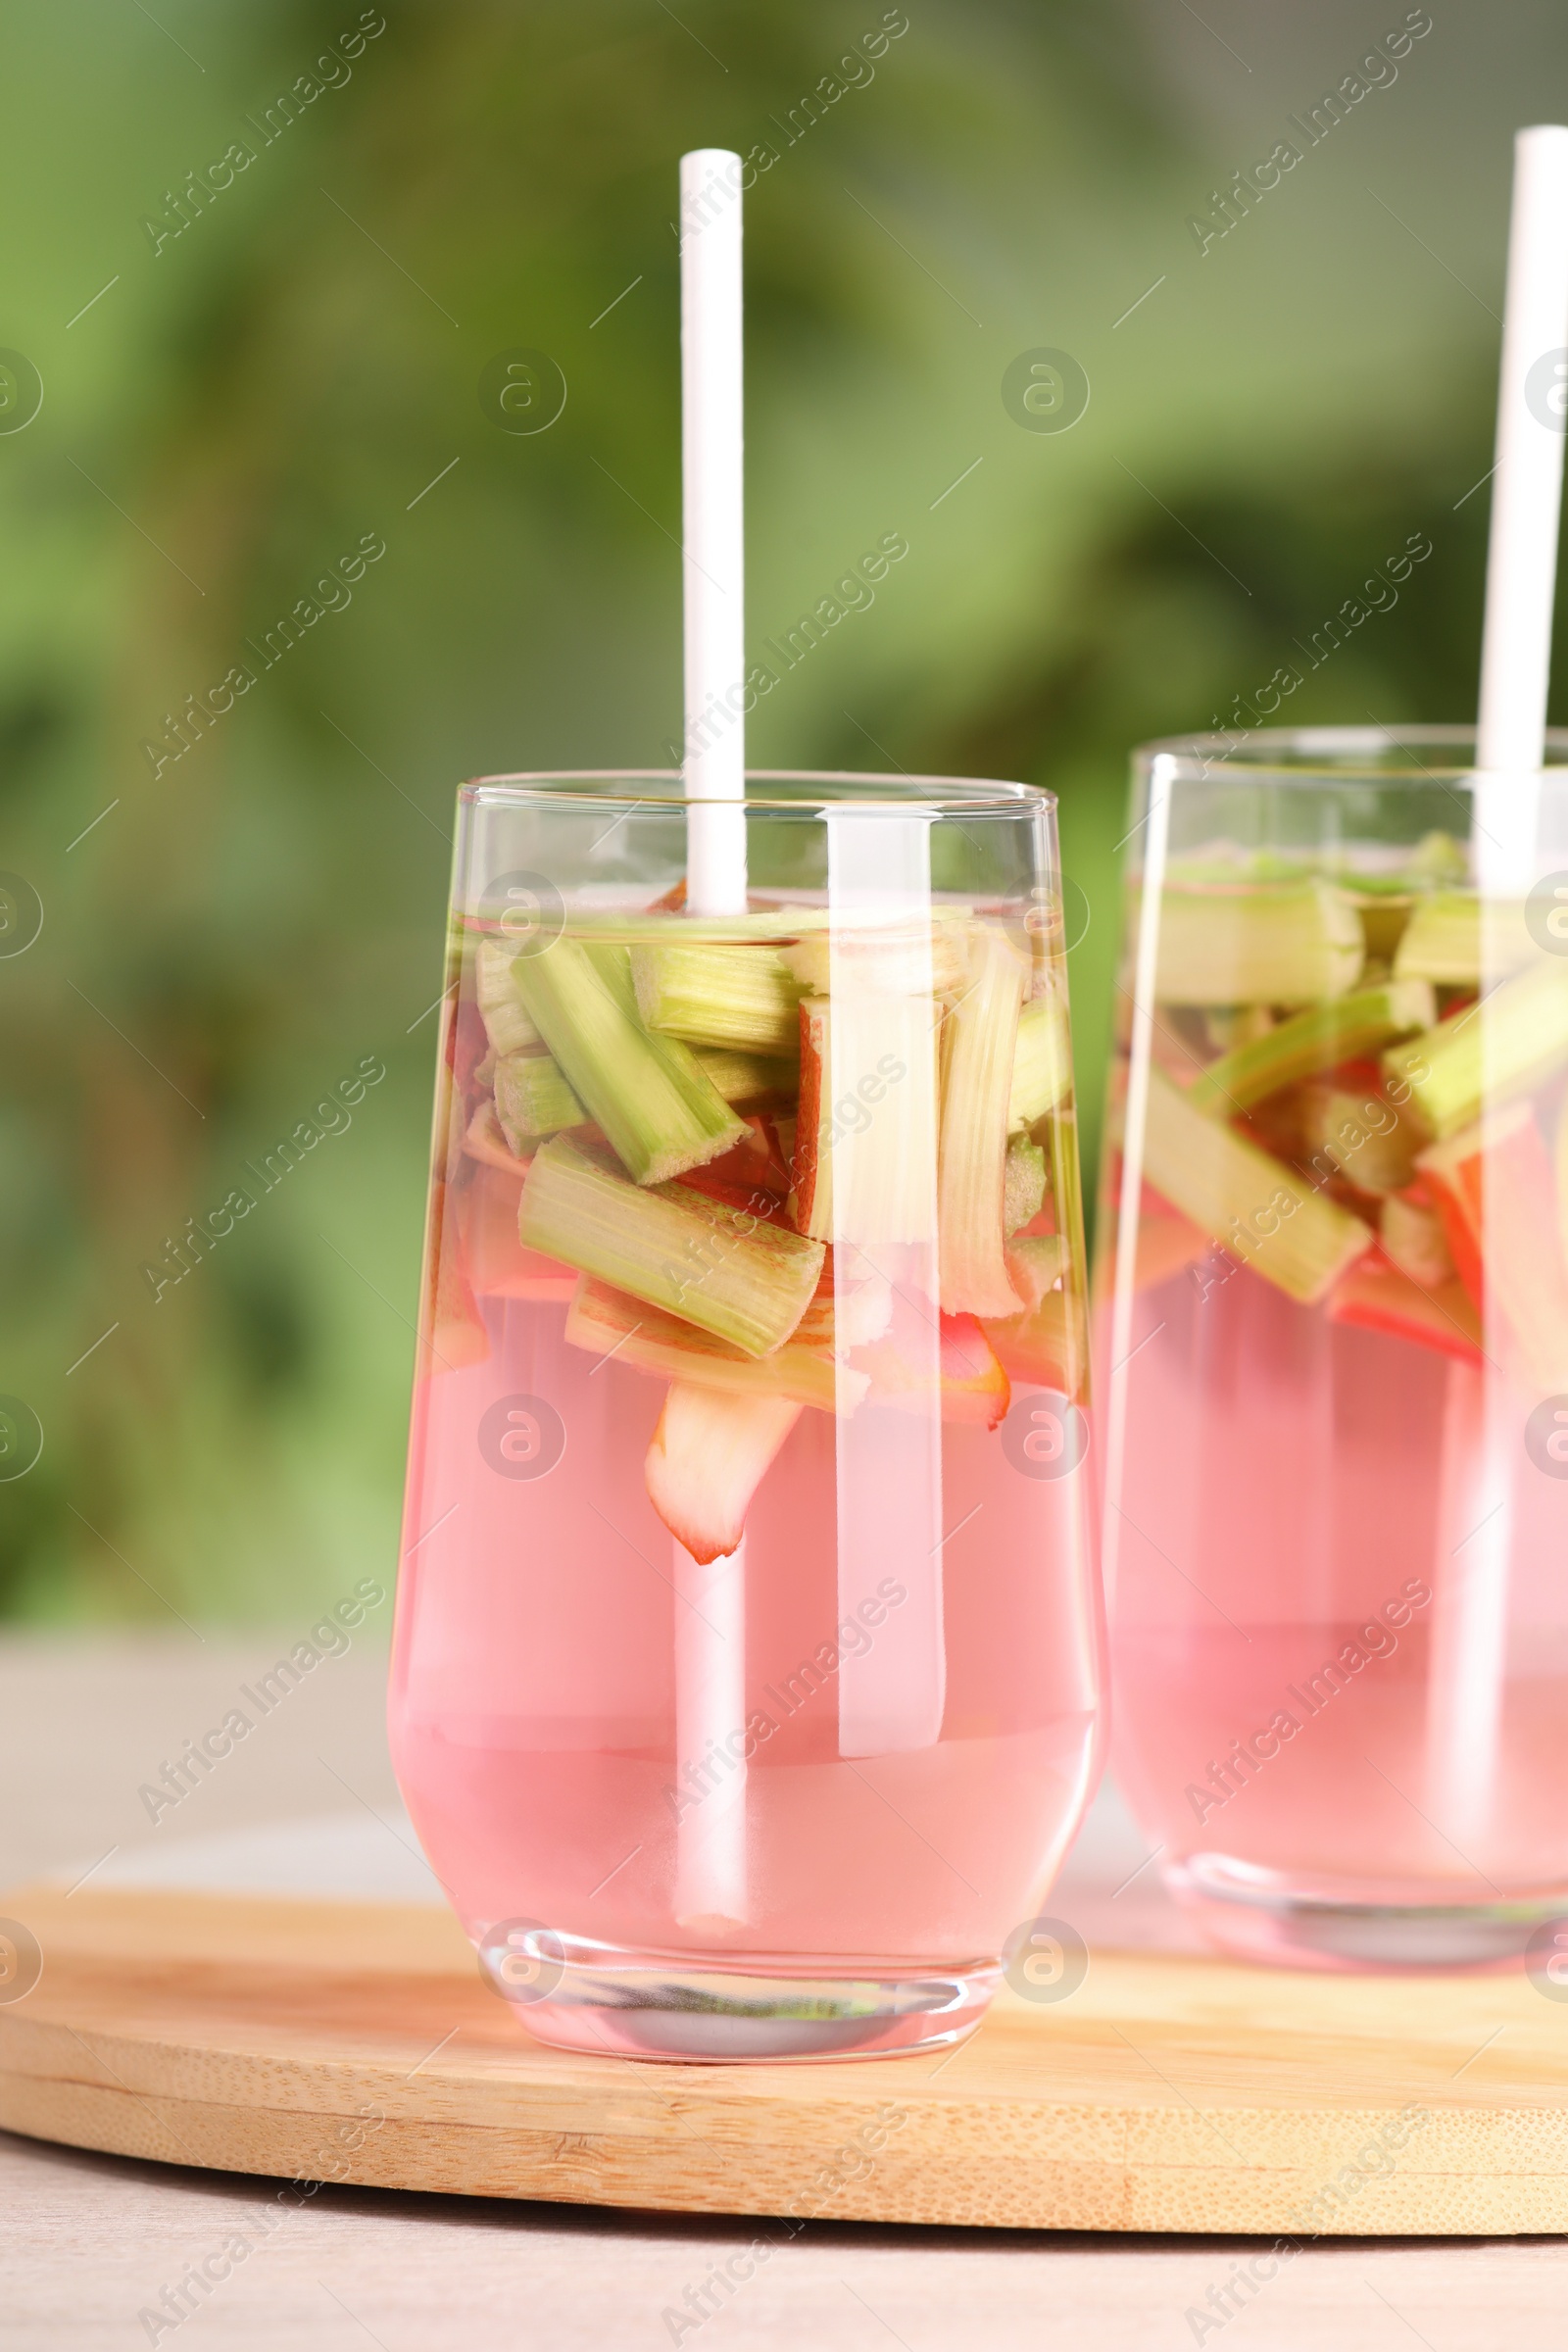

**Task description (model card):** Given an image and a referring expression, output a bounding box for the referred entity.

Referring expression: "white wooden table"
[4,1632,1564,2348]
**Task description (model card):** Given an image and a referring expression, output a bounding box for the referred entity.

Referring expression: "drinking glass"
[390,769,1102,2058]
[1099,723,1568,1968]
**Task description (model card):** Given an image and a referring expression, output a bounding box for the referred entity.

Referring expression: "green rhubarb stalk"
[1143,1063,1373,1304]
[493,1051,585,1150]
[564,1277,864,1413]
[465,1096,531,1174]
[473,938,542,1055]
[1299,1084,1420,1196]
[1003,1232,1066,1310]
[938,927,1028,1317]
[1383,957,1568,1140]
[512,936,745,1185]
[693,1047,797,1104]
[1004,1134,1047,1235]
[630,940,803,1055]
[1144,879,1364,1006]
[517,1134,824,1356]
[1393,891,1543,986]
[1187,981,1435,1115]
[1008,994,1071,1130]
[1391,893,1480,985]
[1047,1105,1087,1320]
[1380,1192,1455,1289]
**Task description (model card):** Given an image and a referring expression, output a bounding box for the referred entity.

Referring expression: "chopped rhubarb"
[645,1383,803,1565]
[1143,1063,1373,1304]
[1326,1253,1483,1363]
[1298,1081,1422,1196]
[984,1284,1089,1402]
[461,1163,579,1300]
[1187,982,1434,1116]
[1417,1102,1568,1385]
[938,928,1027,1316]
[464,1096,530,1176]
[493,1050,586,1151]
[793,992,940,1247]
[857,1310,1011,1429]
[1004,1134,1047,1235]
[1003,1233,1065,1310]
[692,1047,797,1105]
[1144,878,1364,1006]
[565,1278,863,1413]
[1380,1185,1456,1289]
[512,937,746,1185]
[423,1181,489,1373]
[630,940,803,1055]
[793,1249,893,1351]
[1008,995,1071,1130]
[1384,958,1568,1140]
[1393,893,1477,985]
[517,1134,825,1356]
[473,937,543,1055]
[1046,1104,1088,1295]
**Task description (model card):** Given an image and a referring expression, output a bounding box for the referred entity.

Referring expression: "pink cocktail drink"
[1100,727,1568,1968]
[391,771,1102,2057]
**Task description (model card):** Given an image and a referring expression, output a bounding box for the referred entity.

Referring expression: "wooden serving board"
[3,1883,1568,2234]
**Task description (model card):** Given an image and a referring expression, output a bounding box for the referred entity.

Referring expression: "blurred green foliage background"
[3,0,1565,1622]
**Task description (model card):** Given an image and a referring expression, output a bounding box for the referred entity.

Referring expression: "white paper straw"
[679,147,748,916]
[672,1539,749,1931]
[1429,127,1568,1844]
[1476,126,1568,787]
[673,148,749,1928]
[827,811,947,1757]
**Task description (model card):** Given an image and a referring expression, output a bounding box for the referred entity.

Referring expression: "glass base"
[483,1933,1001,2061]
[1170,1852,1568,1971]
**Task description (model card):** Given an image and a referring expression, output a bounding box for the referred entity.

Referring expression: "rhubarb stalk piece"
[1299,1082,1422,1196]
[1142,1063,1373,1304]
[1004,1134,1047,1235]
[1146,878,1364,1006]
[473,937,543,1055]
[493,1050,586,1151]
[646,1383,803,1565]
[1007,995,1071,1130]
[1393,893,1536,986]
[631,939,802,1054]
[461,1165,579,1300]
[1187,981,1435,1116]
[422,1182,489,1374]
[512,936,746,1184]
[793,993,939,1246]
[938,927,1027,1316]
[1381,1187,1457,1288]
[692,1047,797,1104]
[857,1311,1010,1429]
[1326,1256,1483,1362]
[517,1133,824,1355]
[985,1283,1089,1401]
[1418,1102,1568,1386]
[1383,957,1568,1139]
[464,1096,530,1176]
[565,1276,863,1412]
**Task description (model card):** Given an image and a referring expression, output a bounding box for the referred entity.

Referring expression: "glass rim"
[1134,722,1568,787]
[460,766,1054,816]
